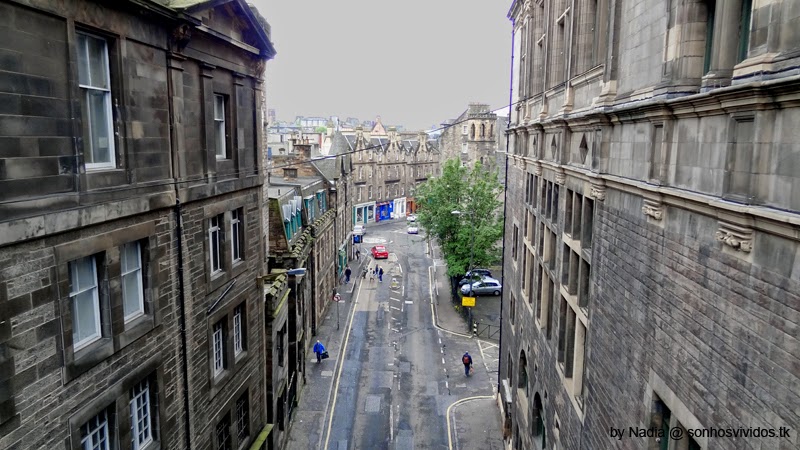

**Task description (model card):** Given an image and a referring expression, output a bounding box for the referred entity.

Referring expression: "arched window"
[480,123,486,138]
[470,124,476,139]
[518,351,529,396]
[533,393,545,449]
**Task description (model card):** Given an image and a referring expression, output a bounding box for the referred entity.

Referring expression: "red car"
[371,245,389,259]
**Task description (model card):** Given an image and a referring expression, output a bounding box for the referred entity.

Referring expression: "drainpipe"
[174,199,193,450]
[498,20,516,390]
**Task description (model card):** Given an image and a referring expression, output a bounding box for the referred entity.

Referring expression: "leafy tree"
[416,158,504,277]
[315,126,327,134]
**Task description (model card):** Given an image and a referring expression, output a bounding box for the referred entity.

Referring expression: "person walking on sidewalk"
[462,352,473,376]
[370,267,376,283]
[378,267,384,282]
[355,249,360,260]
[313,340,326,363]
[344,266,352,283]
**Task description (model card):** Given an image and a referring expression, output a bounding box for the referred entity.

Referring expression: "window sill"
[66,337,114,382]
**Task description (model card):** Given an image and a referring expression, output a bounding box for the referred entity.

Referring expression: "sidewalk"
[429,241,502,340]
[284,256,368,449]
[449,397,505,450]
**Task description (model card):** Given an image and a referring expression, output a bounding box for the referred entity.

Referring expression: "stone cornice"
[526,159,800,241]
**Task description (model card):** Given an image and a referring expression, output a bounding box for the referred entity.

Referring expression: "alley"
[287,219,502,450]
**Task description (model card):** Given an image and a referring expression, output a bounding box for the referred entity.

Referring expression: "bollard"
[473,322,477,336]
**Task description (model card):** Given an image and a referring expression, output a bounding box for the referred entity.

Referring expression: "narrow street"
[287,219,502,450]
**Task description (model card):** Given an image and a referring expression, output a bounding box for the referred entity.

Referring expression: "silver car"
[460,278,502,296]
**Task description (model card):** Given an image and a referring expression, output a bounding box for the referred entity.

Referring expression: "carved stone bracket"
[589,179,606,201]
[715,222,753,253]
[555,168,566,185]
[642,199,663,220]
[532,161,542,176]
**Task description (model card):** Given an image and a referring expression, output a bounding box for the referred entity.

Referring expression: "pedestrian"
[369,267,375,283]
[313,340,326,363]
[462,352,473,377]
[345,266,352,283]
[378,267,384,282]
[356,249,360,260]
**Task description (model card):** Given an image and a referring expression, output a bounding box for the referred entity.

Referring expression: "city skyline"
[253,0,512,130]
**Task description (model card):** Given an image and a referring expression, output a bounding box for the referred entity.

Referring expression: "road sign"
[461,296,476,307]
[332,294,342,303]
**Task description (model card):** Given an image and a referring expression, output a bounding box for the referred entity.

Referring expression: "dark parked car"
[458,268,493,286]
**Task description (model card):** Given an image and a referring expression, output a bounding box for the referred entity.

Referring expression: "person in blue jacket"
[462,352,473,376]
[313,340,326,363]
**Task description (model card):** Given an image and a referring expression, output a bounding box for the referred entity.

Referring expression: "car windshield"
[375,246,385,251]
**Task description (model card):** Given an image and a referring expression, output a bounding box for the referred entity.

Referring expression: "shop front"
[354,202,375,224]
[376,201,392,221]
[393,197,406,218]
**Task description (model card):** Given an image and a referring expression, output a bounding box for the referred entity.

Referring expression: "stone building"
[438,103,504,170]
[0,1,275,450]
[264,137,349,445]
[343,125,439,225]
[501,1,800,450]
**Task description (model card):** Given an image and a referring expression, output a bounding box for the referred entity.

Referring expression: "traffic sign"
[461,296,476,307]
[332,294,342,303]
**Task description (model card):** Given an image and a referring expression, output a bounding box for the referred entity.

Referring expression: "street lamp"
[452,210,476,332]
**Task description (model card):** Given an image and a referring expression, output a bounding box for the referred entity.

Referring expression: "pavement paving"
[286,219,505,450]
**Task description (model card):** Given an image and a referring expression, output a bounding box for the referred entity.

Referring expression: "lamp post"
[452,210,475,332]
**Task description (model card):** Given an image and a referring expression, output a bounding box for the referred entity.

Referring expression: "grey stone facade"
[345,126,439,222]
[0,1,275,450]
[437,103,505,171]
[502,1,800,450]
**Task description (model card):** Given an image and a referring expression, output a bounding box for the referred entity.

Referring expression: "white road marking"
[391,297,402,301]
[445,381,449,389]
[442,357,446,365]
[391,328,400,332]
[404,300,413,304]
[390,306,401,311]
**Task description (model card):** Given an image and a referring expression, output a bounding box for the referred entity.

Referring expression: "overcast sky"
[251,0,513,131]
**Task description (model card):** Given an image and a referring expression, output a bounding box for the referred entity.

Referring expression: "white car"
[460,277,503,296]
[407,225,419,234]
[407,214,417,223]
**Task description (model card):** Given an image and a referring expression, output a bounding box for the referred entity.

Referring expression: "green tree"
[416,158,504,277]
[315,126,327,134]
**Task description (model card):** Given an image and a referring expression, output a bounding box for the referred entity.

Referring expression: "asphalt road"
[319,220,497,450]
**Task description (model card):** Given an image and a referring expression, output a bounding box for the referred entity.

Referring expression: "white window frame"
[77,32,115,170]
[212,321,225,377]
[70,256,101,351]
[236,393,249,441]
[130,379,153,450]
[81,410,111,450]
[209,215,222,275]
[233,305,243,356]
[231,209,243,263]
[462,125,468,135]
[121,242,145,322]
[214,94,227,159]
[462,143,468,154]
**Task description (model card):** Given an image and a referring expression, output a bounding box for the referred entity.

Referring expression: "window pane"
[86,90,112,164]
[77,34,90,86]
[73,290,99,344]
[122,272,143,319]
[72,257,95,291]
[86,35,109,89]
[214,95,224,120]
